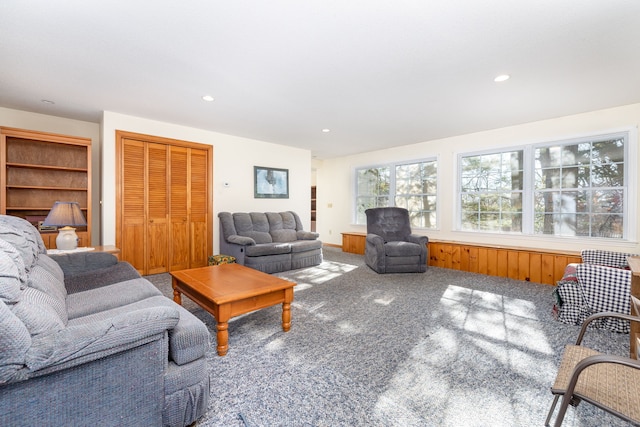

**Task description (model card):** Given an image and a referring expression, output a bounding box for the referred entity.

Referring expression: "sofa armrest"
[227,235,256,246]
[22,306,179,380]
[296,230,319,240]
[50,252,119,277]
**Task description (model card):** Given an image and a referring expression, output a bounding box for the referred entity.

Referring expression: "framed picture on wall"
[254,166,289,198]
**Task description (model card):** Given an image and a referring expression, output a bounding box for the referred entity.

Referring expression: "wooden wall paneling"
[477,248,488,275]
[460,246,470,271]
[342,233,583,284]
[529,253,542,283]
[468,246,479,273]
[541,254,555,285]
[442,243,453,269]
[553,256,569,285]
[487,248,498,277]
[429,242,440,266]
[451,245,461,270]
[518,252,530,281]
[507,250,520,280]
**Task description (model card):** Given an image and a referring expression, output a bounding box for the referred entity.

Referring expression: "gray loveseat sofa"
[0,215,210,427]
[219,211,322,274]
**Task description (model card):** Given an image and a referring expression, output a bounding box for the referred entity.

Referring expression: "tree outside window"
[534,138,625,238]
[459,133,628,239]
[355,159,437,228]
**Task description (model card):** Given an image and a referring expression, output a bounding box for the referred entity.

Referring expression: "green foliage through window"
[459,133,628,239]
[355,160,437,228]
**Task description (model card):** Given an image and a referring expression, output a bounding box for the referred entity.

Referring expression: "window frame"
[353,157,439,229]
[456,128,636,241]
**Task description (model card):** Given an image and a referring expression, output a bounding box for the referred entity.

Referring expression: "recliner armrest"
[407,234,428,246]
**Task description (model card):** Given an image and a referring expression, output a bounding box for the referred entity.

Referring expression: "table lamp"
[42,201,87,250]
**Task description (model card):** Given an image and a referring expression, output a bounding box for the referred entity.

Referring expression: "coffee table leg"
[171,278,182,305]
[216,322,229,356]
[215,304,231,356]
[282,287,293,332]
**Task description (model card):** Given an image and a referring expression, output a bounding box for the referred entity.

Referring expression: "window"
[534,137,625,238]
[355,159,437,228]
[458,131,630,239]
[460,150,523,232]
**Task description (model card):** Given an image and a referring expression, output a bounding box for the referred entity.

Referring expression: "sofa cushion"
[266,212,299,243]
[0,216,46,271]
[245,243,291,257]
[66,278,163,320]
[290,239,322,253]
[233,213,272,244]
[0,299,31,383]
[270,228,297,243]
[0,240,25,304]
[11,287,66,336]
[28,264,68,324]
[384,241,424,257]
[51,252,119,277]
[36,255,65,283]
[63,261,142,294]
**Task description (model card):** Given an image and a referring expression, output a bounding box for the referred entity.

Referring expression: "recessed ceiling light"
[322,128,331,133]
[41,99,55,104]
[202,95,214,102]
[494,74,510,83]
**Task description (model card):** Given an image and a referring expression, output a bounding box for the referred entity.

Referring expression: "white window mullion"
[522,145,534,234]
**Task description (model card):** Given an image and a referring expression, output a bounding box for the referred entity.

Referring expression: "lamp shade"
[42,201,87,227]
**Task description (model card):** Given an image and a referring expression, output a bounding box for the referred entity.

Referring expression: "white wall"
[317,103,640,255]
[101,111,312,254]
[0,107,102,245]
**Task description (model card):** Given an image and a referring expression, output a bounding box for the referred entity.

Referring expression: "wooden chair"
[545,306,640,426]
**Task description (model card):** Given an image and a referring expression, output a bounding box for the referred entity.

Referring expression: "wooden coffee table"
[170,263,296,356]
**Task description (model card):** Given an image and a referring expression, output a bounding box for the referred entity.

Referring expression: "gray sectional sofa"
[219,211,322,273]
[0,215,210,427]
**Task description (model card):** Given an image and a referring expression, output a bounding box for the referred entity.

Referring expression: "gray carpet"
[146,247,631,427]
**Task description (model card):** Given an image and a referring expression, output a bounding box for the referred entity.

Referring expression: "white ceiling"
[2,1,640,159]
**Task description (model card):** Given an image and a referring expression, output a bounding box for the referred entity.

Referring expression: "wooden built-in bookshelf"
[1,127,91,248]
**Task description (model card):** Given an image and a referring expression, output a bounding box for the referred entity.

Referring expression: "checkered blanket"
[555,249,636,333]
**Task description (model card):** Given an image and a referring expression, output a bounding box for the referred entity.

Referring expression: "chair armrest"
[23,306,179,379]
[50,252,119,276]
[575,311,640,345]
[407,234,428,246]
[366,233,385,246]
[226,235,256,246]
[296,230,319,240]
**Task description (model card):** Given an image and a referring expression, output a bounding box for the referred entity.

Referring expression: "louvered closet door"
[118,131,212,275]
[120,139,146,273]
[146,143,169,274]
[169,146,189,271]
[189,148,209,268]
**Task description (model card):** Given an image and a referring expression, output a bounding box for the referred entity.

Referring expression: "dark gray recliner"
[365,207,428,273]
